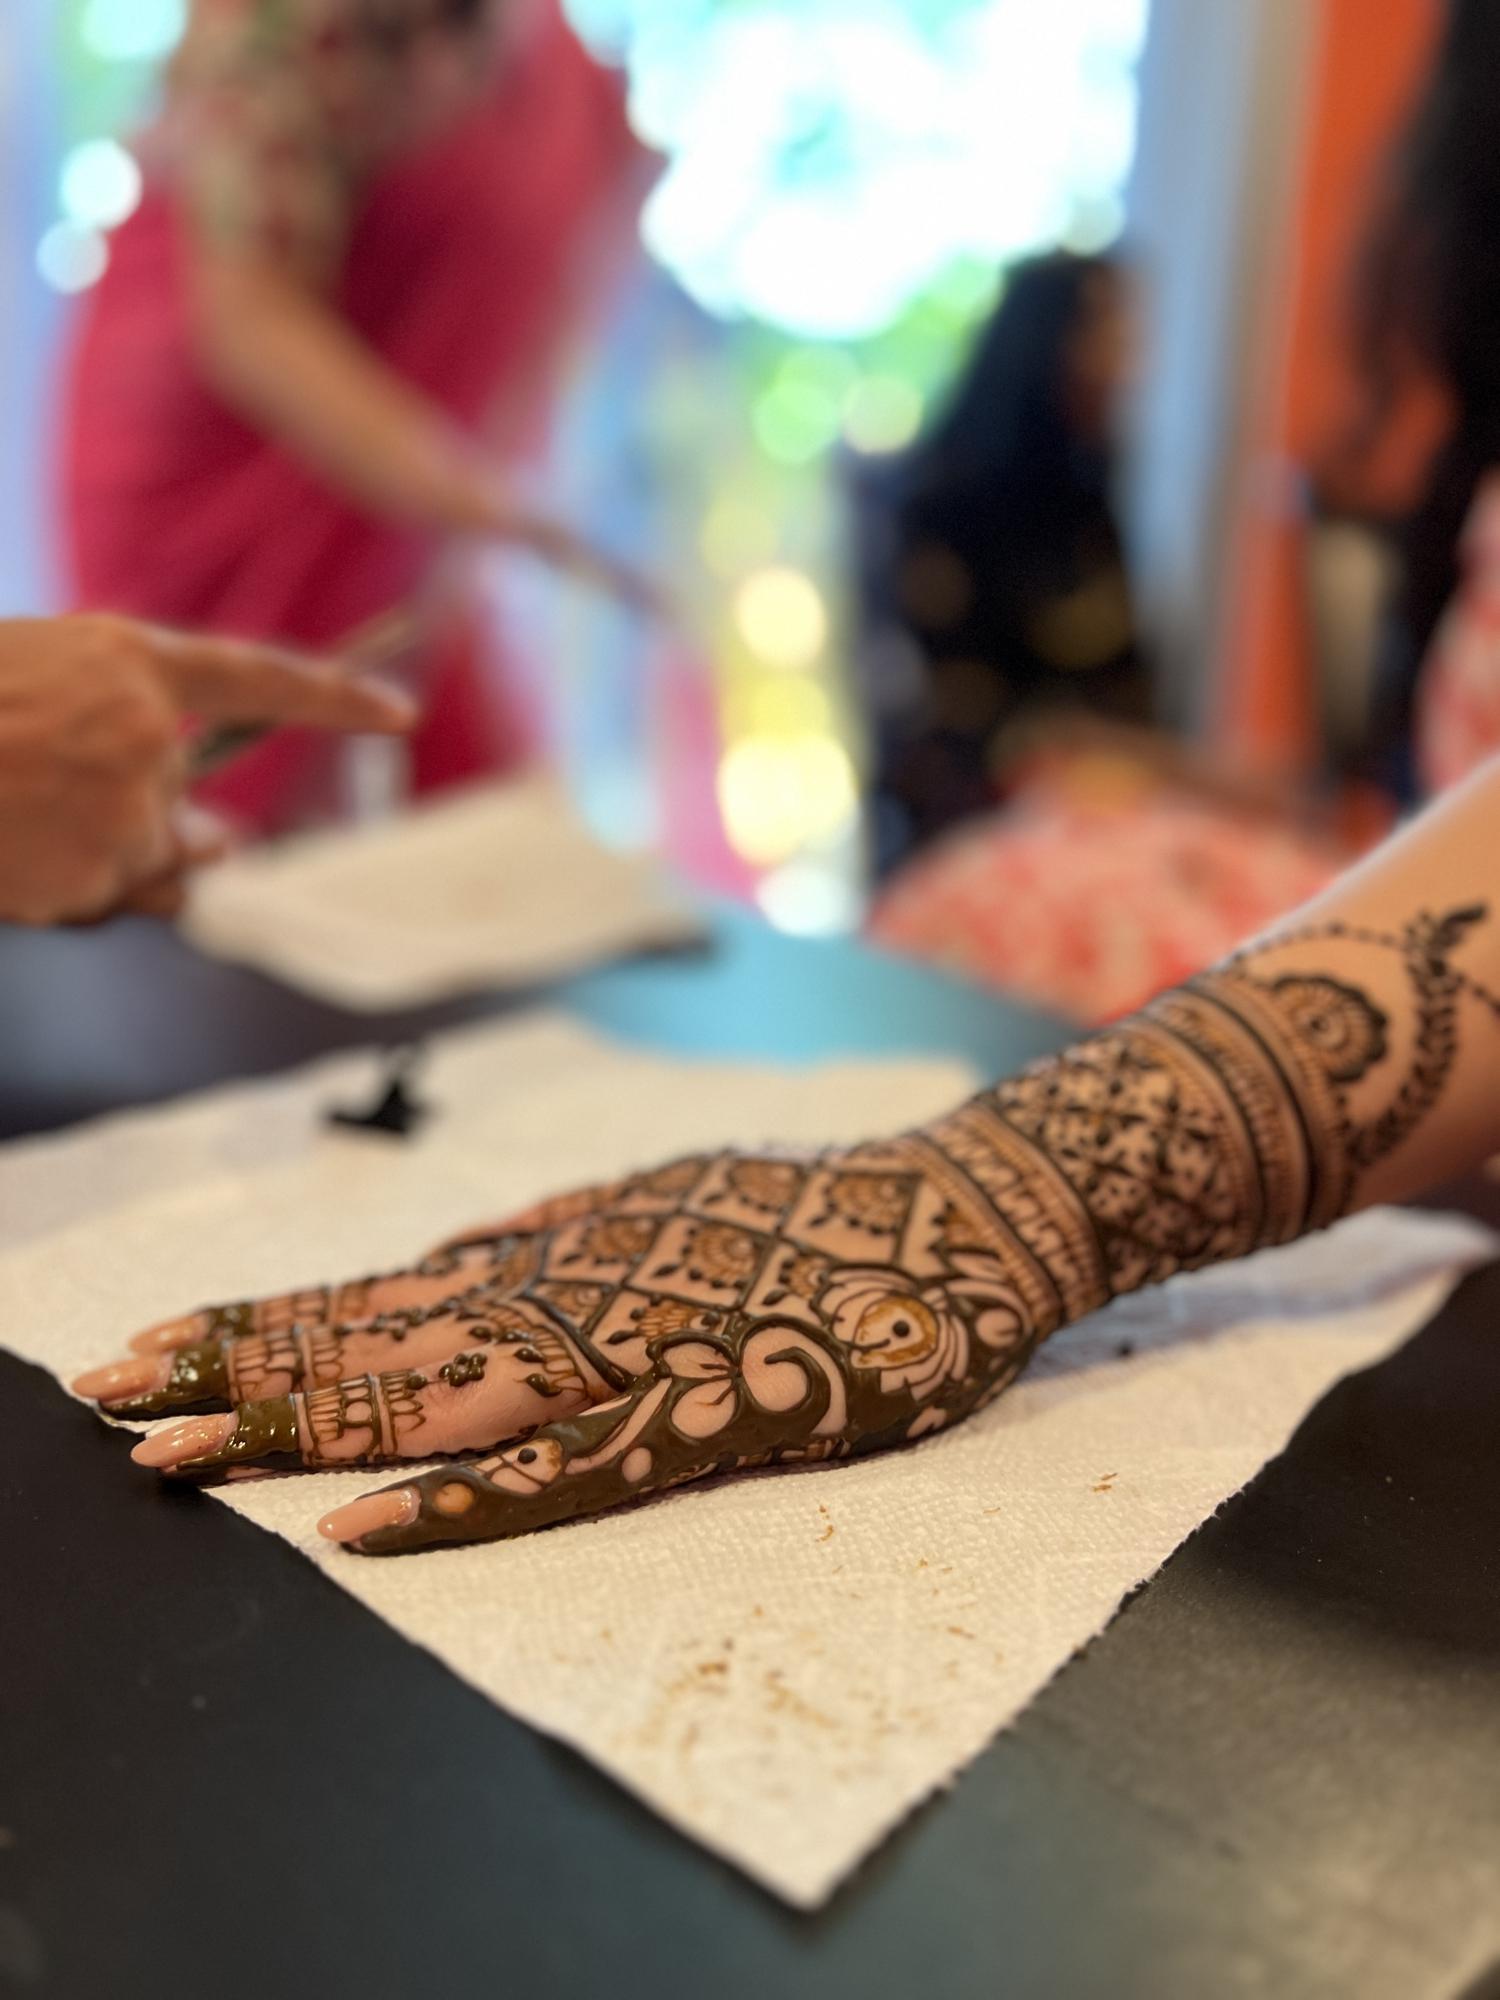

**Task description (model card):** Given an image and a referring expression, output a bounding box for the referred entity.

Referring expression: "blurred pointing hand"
[0,614,415,926]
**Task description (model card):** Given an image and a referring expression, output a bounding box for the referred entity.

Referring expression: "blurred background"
[0,0,1477,1020]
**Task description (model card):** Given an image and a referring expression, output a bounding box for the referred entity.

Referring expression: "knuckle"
[69,612,144,674]
[110,684,177,763]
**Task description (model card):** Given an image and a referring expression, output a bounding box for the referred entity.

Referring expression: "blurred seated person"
[856,251,1150,874]
[60,0,646,835]
[0,615,411,925]
[874,5,1500,1024]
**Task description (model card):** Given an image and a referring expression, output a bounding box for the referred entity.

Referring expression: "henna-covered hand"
[73,902,1494,1553]
[75,1146,1046,1549]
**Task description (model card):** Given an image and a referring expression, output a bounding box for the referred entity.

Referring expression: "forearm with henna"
[81,767,1500,1552]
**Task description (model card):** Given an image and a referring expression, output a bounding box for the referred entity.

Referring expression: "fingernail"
[172,802,231,845]
[130,1317,205,1355]
[73,1358,164,1401]
[132,1415,235,1469]
[361,679,419,725]
[318,1487,419,1544]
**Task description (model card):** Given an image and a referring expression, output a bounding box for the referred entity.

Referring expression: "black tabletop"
[1,910,1497,2000]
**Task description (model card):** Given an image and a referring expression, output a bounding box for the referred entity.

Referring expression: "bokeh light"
[717,733,860,866]
[756,857,865,936]
[699,494,779,578]
[747,679,833,736]
[36,221,109,294]
[753,378,843,466]
[576,0,1148,339]
[80,0,186,62]
[842,374,925,455]
[59,137,142,230]
[733,566,829,670]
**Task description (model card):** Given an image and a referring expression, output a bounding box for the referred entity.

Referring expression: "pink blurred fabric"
[871,781,1348,1025]
[60,1,637,831]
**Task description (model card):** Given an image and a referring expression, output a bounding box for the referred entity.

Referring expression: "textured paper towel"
[181,775,702,1008]
[3,1015,1491,1907]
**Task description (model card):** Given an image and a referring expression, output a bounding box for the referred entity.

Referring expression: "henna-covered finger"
[75,1338,232,1416]
[429,1152,724,1257]
[119,1245,533,1360]
[127,1300,261,1357]
[321,1316,868,1554]
[84,1283,570,1418]
[429,1181,625,1253]
[130,1319,606,1478]
[92,1240,561,1410]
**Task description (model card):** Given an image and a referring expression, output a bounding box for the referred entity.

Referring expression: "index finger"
[144,627,418,733]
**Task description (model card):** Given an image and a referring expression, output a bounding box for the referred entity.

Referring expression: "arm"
[82,760,1500,1548]
[175,9,648,597]
[188,255,504,534]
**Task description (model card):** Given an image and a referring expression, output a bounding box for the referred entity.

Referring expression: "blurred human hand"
[0,614,415,925]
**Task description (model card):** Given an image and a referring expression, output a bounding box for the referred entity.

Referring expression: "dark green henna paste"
[200,1302,258,1341]
[355,1318,868,1554]
[173,1396,304,1478]
[106,1341,231,1419]
[438,1350,488,1389]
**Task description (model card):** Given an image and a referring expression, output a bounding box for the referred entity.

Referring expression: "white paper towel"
[181,775,702,1008]
[3,1014,1490,1907]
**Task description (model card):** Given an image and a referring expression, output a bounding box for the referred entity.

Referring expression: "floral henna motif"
[619,1298,715,1342]
[757,1246,828,1308]
[664,1221,761,1291]
[621,1156,713,1206]
[529,1280,608,1326]
[714,1158,806,1216]
[811,1170,911,1236]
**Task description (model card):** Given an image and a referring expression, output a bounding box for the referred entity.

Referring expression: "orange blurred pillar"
[1212,0,1441,768]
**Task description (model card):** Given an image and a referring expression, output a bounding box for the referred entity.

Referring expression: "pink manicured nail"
[73,1358,164,1401]
[129,1318,204,1355]
[131,1415,235,1469]
[318,1488,419,1544]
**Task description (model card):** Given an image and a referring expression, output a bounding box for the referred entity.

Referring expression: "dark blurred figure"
[856,252,1149,872]
[1327,0,1500,797]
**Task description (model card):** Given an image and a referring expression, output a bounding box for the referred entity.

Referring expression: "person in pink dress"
[60,0,647,832]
